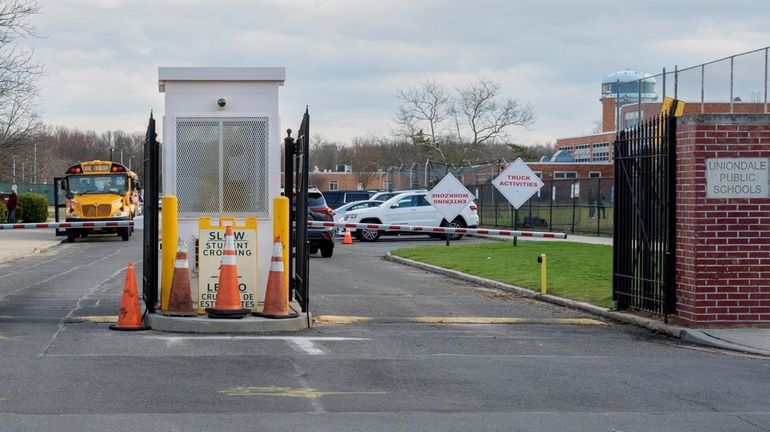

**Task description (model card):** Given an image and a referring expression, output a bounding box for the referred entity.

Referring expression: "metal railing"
[616,47,769,130]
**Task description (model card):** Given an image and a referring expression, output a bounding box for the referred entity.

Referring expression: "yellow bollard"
[537,254,547,294]
[273,196,290,302]
[161,195,178,312]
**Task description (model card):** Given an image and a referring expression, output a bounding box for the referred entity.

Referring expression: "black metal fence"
[474,176,615,236]
[285,108,311,322]
[612,113,676,315]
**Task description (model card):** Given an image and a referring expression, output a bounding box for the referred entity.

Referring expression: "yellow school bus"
[63,160,141,243]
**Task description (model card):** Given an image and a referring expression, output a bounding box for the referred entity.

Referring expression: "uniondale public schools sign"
[706,158,770,199]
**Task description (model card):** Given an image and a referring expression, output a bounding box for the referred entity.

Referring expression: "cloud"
[29,0,770,146]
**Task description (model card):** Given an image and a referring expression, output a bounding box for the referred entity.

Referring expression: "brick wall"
[674,114,770,327]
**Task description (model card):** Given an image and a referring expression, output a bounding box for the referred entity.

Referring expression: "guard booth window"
[176,117,269,216]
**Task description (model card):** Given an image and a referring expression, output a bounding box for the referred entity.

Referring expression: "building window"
[589,171,601,178]
[533,171,543,179]
[623,111,640,129]
[554,171,577,180]
[592,142,610,161]
[329,180,338,191]
[573,144,591,162]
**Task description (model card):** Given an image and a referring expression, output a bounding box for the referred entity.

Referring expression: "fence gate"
[612,112,676,316]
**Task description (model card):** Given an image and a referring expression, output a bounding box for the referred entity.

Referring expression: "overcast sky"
[29,0,770,146]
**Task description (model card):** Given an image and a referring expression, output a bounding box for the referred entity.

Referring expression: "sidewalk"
[0,229,63,264]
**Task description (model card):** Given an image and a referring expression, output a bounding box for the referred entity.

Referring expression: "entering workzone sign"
[492,158,544,209]
[426,173,476,224]
[198,217,258,313]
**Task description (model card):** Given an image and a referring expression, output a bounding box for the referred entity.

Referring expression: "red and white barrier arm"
[0,221,134,230]
[307,220,567,239]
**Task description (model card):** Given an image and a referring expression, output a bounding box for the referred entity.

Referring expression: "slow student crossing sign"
[197,217,258,313]
[492,158,544,209]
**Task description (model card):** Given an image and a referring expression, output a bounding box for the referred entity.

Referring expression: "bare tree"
[309,134,351,171]
[451,78,535,164]
[394,80,451,164]
[591,119,603,133]
[0,0,41,159]
[350,137,382,189]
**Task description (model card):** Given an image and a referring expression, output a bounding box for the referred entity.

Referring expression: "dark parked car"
[306,188,335,257]
[322,190,375,209]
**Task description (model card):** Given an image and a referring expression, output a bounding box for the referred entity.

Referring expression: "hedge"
[18,192,48,223]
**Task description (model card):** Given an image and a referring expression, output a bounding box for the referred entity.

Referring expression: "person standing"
[597,190,607,219]
[6,185,18,223]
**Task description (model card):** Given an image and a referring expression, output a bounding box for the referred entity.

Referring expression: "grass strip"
[392,240,613,308]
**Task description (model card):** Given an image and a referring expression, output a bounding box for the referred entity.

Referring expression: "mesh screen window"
[176,117,269,216]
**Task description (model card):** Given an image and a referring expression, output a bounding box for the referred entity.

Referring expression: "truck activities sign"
[197,217,258,313]
[492,158,544,209]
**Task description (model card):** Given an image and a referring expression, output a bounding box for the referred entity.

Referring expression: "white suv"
[344,191,479,242]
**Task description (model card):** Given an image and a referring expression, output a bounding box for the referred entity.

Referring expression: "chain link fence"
[617,47,769,131]
[380,160,503,190]
[474,176,614,236]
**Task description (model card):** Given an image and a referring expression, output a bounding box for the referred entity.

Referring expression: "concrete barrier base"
[148,308,310,333]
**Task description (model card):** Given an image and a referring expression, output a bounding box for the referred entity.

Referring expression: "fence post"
[571,187,576,234]
[549,179,553,232]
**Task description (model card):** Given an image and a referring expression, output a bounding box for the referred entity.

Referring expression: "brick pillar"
[674,114,770,327]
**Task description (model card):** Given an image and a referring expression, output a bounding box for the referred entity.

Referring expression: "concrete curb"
[384,252,706,339]
[680,329,770,357]
[0,238,64,265]
[148,312,311,333]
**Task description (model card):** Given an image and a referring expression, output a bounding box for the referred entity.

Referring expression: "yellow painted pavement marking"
[314,315,605,326]
[0,333,7,340]
[220,386,386,399]
[68,316,118,323]
[313,315,374,324]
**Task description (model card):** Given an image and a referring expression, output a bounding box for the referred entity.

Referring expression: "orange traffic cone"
[164,239,195,316]
[343,228,353,245]
[110,262,150,331]
[256,236,299,319]
[206,226,250,319]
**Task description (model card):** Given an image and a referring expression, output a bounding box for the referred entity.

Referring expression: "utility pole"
[34,143,37,184]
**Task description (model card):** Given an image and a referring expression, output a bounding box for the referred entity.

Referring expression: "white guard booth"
[158,67,285,302]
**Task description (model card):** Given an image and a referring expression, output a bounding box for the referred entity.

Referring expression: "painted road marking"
[145,335,369,356]
[219,386,386,398]
[291,338,324,355]
[313,315,373,324]
[314,315,605,325]
[68,316,118,323]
